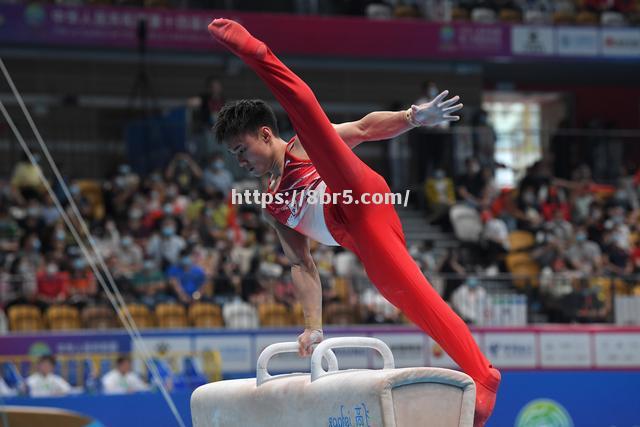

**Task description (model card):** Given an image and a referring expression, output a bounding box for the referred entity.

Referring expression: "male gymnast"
[208,19,500,426]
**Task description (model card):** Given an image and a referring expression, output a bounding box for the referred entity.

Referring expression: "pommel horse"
[191,337,475,427]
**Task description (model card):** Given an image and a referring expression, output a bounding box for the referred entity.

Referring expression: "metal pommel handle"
[311,337,395,382]
[256,342,338,386]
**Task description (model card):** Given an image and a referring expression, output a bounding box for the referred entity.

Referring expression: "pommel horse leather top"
[191,337,476,427]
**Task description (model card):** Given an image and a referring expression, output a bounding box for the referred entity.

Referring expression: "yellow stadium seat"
[576,10,599,25]
[155,303,188,329]
[508,230,535,252]
[333,277,352,303]
[120,303,154,328]
[506,253,540,288]
[553,10,576,24]
[258,302,291,327]
[499,8,521,23]
[291,303,305,326]
[188,302,223,328]
[46,305,81,330]
[452,7,469,21]
[81,306,117,329]
[324,303,359,325]
[8,305,43,332]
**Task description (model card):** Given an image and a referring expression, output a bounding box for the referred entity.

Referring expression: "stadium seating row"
[6,301,364,332]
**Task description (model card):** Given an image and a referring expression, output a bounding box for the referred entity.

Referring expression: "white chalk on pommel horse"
[191,337,476,427]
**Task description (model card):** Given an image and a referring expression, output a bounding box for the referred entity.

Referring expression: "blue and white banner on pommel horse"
[191,337,476,427]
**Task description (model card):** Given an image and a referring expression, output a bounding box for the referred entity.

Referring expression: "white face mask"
[46,264,59,275]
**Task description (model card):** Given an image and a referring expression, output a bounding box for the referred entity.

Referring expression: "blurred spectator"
[130,259,168,307]
[0,205,20,253]
[544,209,574,245]
[167,250,206,305]
[456,158,486,208]
[472,109,497,171]
[450,277,492,325]
[67,258,97,307]
[36,260,69,307]
[360,285,401,324]
[117,234,144,274]
[146,218,186,269]
[437,248,468,300]
[561,278,608,323]
[104,254,134,302]
[415,81,440,107]
[187,76,226,157]
[570,182,595,224]
[481,210,510,261]
[102,356,149,395]
[19,201,46,237]
[540,186,570,222]
[424,168,455,224]
[10,153,43,201]
[222,293,259,328]
[26,355,72,397]
[519,160,551,200]
[165,153,202,195]
[203,154,234,197]
[212,252,243,304]
[513,183,543,231]
[566,226,603,275]
[188,76,225,131]
[0,307,7,335]
[0,376,16,397]
[602,223,633,276]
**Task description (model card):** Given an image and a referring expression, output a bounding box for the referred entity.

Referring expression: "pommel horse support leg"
[191,337,476,427]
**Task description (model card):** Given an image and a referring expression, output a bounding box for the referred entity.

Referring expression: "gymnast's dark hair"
[214,99,279,143]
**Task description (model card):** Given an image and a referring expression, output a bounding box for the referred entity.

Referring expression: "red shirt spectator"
[36,264,69,301]
[541,187,571,222]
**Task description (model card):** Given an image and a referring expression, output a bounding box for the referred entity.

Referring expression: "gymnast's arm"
[333,90,463,149]
[262,211,323,357]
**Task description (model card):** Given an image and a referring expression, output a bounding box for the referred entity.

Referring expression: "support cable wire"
[0,58,186,427]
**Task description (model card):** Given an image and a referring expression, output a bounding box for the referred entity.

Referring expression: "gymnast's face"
[226,126,275,177]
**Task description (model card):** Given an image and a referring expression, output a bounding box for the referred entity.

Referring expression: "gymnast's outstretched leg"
[350,204,501,426]
[208,18,372,200]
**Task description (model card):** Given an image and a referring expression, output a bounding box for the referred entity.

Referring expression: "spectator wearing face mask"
[36,260,69,308]
[203,154,233,197]
[566,227,603,275]
[67,257,97,308]
[131,259,168,307]
[167,250,207,305]
[23,227,41,247]
[117,234,144,274]
[146,219,186,270]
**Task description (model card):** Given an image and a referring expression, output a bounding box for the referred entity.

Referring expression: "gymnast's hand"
[408,90,463,127]
[297,328,323,357]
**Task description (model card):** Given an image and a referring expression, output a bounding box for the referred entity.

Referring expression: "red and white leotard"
[264,140,339,246]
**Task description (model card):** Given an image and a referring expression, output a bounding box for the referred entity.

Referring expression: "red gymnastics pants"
[208,19,500,425]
